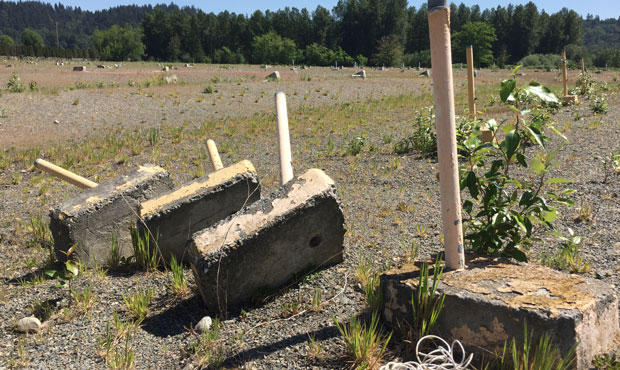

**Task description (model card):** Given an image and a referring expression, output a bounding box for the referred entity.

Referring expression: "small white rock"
[195,316,212,333]
[53,120,60,124]
[16,316,41,333]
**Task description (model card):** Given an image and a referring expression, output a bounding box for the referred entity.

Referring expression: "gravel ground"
[0,61,619,369]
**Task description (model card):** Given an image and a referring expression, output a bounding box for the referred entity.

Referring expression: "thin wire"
[379,335,474,370]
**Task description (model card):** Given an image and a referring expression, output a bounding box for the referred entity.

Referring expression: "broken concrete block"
[266,71,281,81]
[49,165,174,267]
[351,70,367,79]
[381,257,620,369]
[140,160,261,263]
[72,66,85,72]
[188,168,345,313]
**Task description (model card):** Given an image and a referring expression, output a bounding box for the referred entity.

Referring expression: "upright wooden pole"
[562,50,568,97]
[428,0,465,270]
[206,139,224,171]
[275,92,294,185]
[34,159,98,189]
[581,58,585,74]
[466,45,476,120]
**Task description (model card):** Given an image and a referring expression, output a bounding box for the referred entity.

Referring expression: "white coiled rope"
[379,335,474,370]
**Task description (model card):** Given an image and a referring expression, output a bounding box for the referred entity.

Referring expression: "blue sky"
[39,1,620,19]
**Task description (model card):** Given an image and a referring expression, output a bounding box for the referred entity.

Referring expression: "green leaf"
[501,124,515,134]
[522,83,559,103]
[545,177,572,184]
[526,125,545,148]
[543,210,557,223]
[512,65,522,76]
[465,171,479,198]
[510,248,528,262]
[550,125,568,142]
[45,269,58,278]
[516,153,528,167]
[505,130,520,160]
[500,79,516,103]
[530,157,545,175]
[65,261,79,277]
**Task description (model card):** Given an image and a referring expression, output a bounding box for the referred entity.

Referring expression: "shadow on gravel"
[222,324,342,368]
[141,294,205,337]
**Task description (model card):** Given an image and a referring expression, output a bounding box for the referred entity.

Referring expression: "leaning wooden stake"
[428,0,465,270]
[466,45,476,120]
[275,92,294,185]
[34,158,98,189]
[206,139,224,171]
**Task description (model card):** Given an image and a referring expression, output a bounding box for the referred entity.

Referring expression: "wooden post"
[562,50,568,97]
[581,58,585,74]
[275,92,294,185]
[206,139,224,171]
[466,45,476,120]
[34,158,98,189]
[428,0,465,270]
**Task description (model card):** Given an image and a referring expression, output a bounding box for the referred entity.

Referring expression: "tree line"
[1,1,619,68]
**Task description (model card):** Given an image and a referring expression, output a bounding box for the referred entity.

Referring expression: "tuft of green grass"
[123,288,155,321]
[185,318,224,367]
[71,282,95,316]
[129,226,161,271]
[169,255,188,295]
[334,312,391,369]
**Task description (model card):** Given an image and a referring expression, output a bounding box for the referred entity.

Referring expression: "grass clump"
[185,318,225,368]
[169,255,188,295]
[334,312,391,369]
[541,228,590,274]
[123,288,155,321]
[393,106,437,156]
[129,226,161,271]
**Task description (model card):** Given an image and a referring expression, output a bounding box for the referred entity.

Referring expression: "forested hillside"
[0,0,619,68]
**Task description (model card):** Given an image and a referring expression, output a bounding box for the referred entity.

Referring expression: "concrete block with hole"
[381,257,620,369]
[139,160,261,263]
[49,165,174,267]
[188,168,345,313]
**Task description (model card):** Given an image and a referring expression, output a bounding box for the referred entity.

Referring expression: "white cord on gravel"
[379,335,474,370]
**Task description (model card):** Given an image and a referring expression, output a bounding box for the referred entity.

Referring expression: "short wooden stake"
[34,158,98,189]
[562,50,568,97]
[206,139,224,171]
[466,45,476,120]
[428,0,465,270]
[275,92,294,185]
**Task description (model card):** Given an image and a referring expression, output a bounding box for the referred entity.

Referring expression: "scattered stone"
[53,120,60,124]
[419,70,431,77]
[195,316,212,333]
[73,66,85,72]
[474,70,479,77]
[16,316,41,333]
[97,65,106,69]
[266,71,281,81]
[162,66,170,72]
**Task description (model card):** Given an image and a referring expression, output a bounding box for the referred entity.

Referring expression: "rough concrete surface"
[49,165,174,266]
[140,160,260,263]
[188,168,345,314]
[381,256,620,369]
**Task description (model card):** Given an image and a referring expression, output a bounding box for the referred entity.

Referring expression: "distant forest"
[0,1,619,68]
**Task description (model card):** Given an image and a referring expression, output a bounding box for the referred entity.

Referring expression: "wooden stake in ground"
[428,0,465,270]
[466,45,476,120]
[581,58,585,74]
[275,92,294,185]
[562,50,569,97]
[34,158,98,189]
[206,139,224,171]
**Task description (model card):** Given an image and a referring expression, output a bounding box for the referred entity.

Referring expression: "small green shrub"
[590,94,608,114]
[7,74,25,93]
[202,84,214,94]
[541,228,590,273]
[346,135,366,156]
[393,107,437,156]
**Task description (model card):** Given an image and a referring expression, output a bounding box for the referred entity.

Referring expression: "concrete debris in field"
[16,316,42,333]
[265,71,281,81]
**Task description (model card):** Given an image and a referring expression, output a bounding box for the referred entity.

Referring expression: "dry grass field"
[0,58,619,369]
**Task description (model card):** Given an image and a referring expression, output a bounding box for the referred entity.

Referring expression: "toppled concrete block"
[381,257,620,369]
[266,71,280,81]
[140,160,261,263]
[351,70,367,79]
[188,168,345,313]
[72,66,85,72]
[49,165,174,267]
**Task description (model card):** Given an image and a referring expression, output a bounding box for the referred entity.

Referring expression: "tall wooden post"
[562,50,568,97]
[466,45,476,120]
[428,0,465,270]
[581,58,585,74]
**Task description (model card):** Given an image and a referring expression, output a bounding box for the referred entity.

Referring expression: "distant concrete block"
[563,95,579,105]
[351,70,367,79]
[73,66,85,72]
[266,71,281,81]
[188,168,345,313]
[140,160,261,263]
[381,257,620,369]
[49,165,174,267]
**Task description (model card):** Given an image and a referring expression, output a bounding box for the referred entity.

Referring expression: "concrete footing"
[188,168,345,314]
[139,160,260,263]
[381,257,620,369]
[49,165,174,266]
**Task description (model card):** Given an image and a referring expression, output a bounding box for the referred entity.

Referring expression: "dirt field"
[0,59,619,369]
